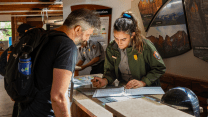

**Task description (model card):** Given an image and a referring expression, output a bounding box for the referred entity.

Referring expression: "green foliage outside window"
[0,22,12,41]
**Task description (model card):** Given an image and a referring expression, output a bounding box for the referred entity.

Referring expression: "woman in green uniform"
[91,11,166,89]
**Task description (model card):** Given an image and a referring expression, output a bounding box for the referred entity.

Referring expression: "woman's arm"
[102,46,117,85]
[142,39,166,86]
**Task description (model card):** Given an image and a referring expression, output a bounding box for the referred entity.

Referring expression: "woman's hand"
[125,79,146,89]
[91,77,108,88]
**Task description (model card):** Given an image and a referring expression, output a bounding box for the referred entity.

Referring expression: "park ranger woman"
[91,11,166,89]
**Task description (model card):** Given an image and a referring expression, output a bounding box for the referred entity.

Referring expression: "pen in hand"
[123,85,126,93]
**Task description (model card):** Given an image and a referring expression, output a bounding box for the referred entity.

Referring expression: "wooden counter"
[105,98,194,117]
[70,74,198,117]
[71,90,113,117]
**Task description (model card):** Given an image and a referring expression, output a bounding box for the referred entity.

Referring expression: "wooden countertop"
[105,98,194,117]
[72,90,113,117]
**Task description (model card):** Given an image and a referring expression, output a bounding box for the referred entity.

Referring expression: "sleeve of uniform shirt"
[77,47,85,61]
[53,36,77,73]
[92,42,102,58]
[142,39,166,86]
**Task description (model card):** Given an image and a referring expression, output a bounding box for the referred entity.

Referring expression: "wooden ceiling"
[0,0,63,17]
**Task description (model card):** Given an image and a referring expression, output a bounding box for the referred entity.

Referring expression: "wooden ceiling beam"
[0,0,56,3]
[0,11,63,15]
[0,7,62,11]
[11,14,62,17]
[0,4,63,9]
[0,10,63,13]
[27,16,63,21]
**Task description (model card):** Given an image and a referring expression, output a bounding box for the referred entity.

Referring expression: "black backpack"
[0,46,14,76]
[4,28,68,103]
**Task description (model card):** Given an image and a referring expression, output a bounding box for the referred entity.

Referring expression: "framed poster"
[146,0,191,58]
[138,0,168,31]
[183,0,208,62]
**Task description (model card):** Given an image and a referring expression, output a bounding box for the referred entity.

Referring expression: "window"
[0,21,12,41]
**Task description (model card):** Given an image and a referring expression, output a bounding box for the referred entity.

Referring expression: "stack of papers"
[93,87,165,98]
[73,76,94,86]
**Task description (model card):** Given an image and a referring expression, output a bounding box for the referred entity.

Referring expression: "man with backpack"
[4,8,101,117]
[0,23,33,76]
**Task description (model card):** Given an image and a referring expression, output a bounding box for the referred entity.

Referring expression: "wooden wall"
[11,17,43,45]
[160,73,208,117]
[11,17,27,44]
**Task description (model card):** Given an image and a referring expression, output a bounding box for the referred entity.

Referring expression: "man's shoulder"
[50,34,76,49]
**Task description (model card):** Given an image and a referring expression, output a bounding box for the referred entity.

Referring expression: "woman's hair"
[114,11,144,53]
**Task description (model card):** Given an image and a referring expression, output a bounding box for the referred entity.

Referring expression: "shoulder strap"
[32,30,69,71]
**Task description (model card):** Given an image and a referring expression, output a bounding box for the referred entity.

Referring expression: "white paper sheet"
[93,87,124,97]
[125,87,165,96]
[93,87,164,98]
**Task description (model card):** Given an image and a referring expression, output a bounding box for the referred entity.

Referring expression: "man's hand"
[125,79,146,89]
[91,77,108,88]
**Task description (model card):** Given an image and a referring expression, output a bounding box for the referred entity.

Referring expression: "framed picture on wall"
[183,0,208,62]
[145,0,192,58]
[138,0,168,31]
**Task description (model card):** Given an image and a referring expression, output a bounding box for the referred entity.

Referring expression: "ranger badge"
[153,51,161,60]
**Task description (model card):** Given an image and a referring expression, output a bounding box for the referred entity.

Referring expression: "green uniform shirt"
[118,48,133,82]
[103,39,166,86]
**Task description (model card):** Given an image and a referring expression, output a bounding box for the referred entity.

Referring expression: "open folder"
[93,87,165,98]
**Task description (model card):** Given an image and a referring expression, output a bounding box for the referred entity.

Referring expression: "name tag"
[112,56,117,59]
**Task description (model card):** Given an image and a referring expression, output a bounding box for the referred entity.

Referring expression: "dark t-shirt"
[35,34,77,90]
[19,32,77,117]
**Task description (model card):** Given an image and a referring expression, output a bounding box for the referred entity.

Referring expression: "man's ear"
[74,25,82,35]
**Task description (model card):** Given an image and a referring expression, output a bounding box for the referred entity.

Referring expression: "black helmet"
[161,87,200,117]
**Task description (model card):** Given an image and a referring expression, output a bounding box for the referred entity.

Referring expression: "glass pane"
[0,29,12,41]
[0,22,11,29]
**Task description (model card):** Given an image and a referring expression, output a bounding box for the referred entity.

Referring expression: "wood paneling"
[71,102,91,117]
[0,4,63,10]
[1,0,63,44]
[0,11,63,15]
[11,17,27,44]
[0,0,55,2]
[27,21,43,28]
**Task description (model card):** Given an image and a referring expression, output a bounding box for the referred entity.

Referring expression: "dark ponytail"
[114,11,144,53]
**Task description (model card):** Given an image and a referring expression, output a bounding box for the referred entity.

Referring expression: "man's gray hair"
[63,8,101,31]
